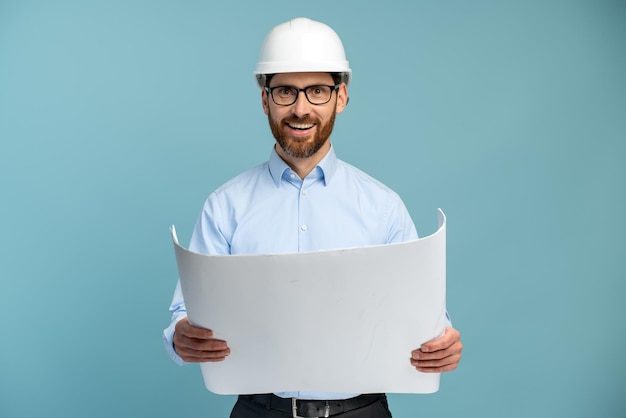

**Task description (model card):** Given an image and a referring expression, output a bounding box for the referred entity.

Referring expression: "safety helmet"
[254,18,352,88]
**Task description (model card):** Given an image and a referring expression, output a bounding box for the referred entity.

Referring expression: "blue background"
[1,1,624,417]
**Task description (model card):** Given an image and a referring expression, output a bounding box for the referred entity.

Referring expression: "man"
[164,17,462,417]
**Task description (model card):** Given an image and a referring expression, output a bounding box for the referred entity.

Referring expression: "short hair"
[264,72,345,88]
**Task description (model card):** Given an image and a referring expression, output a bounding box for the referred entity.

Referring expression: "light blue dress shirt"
[164,145,421,400]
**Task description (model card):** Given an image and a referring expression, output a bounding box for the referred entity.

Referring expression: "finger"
[174,335,231,362]
[411,349,461,367]
[412,340,463,361]
[413,361,459,373]
[179,346,231,363]
[410,351,461,373]
[420,327,460,353]
[176,318,215,339]
[174,333,229,351]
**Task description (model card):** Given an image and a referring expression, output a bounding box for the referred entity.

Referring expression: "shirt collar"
[268,144,338,187]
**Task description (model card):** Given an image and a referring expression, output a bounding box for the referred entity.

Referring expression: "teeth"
[288,123,314,130]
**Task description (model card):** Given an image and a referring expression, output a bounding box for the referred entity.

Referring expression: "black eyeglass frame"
[265,84,340,106]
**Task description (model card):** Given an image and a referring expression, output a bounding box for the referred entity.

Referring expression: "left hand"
[410,327,463,373]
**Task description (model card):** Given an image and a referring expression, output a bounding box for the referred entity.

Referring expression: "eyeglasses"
[265,84,340,106]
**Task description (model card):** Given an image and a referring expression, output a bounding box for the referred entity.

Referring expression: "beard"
[268,109,336,159]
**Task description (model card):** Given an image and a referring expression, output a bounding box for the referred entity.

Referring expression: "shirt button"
[301,189,308,196]
[290,173,296,179]
[301,224,308,231]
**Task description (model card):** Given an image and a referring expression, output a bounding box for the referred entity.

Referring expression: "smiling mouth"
[287,122,316,130]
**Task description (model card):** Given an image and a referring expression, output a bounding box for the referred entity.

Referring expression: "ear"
[261,89,270,115]
[335,83,348,114]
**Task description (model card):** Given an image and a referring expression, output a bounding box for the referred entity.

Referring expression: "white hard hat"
[254,17,352,88]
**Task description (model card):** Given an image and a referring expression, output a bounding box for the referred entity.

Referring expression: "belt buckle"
[292,398,330,418]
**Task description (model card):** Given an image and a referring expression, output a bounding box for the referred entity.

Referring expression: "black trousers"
[230,394,393,418]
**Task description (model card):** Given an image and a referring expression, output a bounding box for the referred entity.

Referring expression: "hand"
[173,317,231,363]
[410,327,462,373]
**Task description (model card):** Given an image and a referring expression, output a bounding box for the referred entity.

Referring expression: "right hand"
[173,317,231,362]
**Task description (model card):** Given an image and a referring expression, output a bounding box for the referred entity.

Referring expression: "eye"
[276,87,295,97]
[309,86,323,97]
[307,85,330,99]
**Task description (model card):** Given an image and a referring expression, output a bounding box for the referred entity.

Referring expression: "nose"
[292,89,312,117]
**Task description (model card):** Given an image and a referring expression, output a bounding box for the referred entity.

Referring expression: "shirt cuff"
[163,313,188,366]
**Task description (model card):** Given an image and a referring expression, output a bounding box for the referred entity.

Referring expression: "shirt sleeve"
[162,281,188,365]
[385,192,419,243]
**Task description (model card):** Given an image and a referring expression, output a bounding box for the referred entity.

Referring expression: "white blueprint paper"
[171,209,447,395]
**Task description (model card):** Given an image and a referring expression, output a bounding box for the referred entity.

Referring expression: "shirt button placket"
[300,189,308,232]
[298,184,309,252]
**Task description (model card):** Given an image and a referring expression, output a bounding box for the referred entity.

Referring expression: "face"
[262,72,348,160]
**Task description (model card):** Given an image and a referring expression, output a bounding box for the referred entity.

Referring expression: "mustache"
[282,116,318,125]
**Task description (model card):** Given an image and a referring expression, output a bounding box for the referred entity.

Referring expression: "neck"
[275,141,331,179]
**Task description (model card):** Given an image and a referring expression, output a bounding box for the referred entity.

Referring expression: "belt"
[242,393,385,418]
